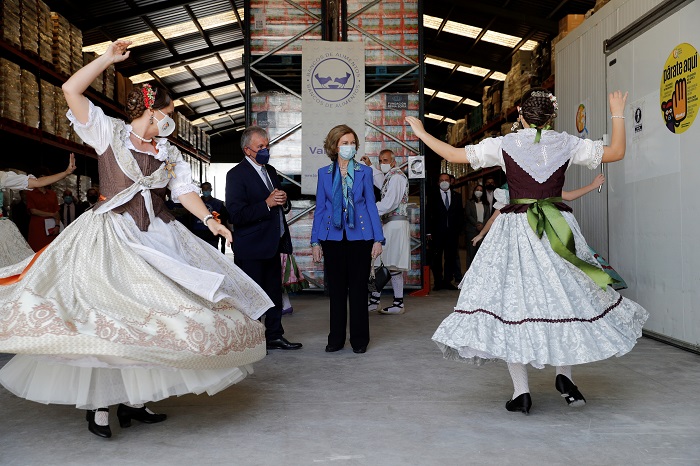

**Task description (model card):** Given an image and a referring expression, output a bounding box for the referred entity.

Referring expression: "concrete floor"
[1,290,699,466]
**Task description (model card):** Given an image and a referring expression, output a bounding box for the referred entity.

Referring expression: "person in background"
[448,174,463,282]
[81,187,101,211]
[0,154,75,267]
[483,176,497,218]
[362,149,410,315]
[26,167,61,251]
[465,184,488,270]
[59,188,84,227]
[427,172,464,290]
[311,124,384,354]
[226,125,302,351]
[10,190,30,240]
[190,181,229,252]
[280,252,310,315]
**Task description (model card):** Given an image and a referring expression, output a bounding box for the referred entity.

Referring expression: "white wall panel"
[556,0,700,348]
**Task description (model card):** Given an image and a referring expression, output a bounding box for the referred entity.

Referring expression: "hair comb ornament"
[141,84,156,110]
[530,90,558,112]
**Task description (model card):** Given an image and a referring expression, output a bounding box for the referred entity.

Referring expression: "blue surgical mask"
[63,196,73,204]
[250,147,270,165]
[338,145,356,160]
[202,190,212,197]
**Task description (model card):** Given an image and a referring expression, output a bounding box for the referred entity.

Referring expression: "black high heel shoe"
[117,404,167,428]
[555,375,586,407]
[86,408,112,438]
[505,393,532,414]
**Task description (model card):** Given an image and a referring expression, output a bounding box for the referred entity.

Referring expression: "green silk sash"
[510,197,616,290]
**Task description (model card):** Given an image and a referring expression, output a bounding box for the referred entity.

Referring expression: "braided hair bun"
[124,83,172,122]
[520,88,557,128]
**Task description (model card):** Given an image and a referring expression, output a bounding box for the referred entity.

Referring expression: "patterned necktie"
[261,166,284,237]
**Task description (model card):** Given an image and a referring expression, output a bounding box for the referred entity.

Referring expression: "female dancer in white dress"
[0,155,76,267]
[406,89,648,414]
[0,41,273,438]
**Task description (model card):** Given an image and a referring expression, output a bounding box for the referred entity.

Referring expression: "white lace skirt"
[0,220,34,268]
[432,211,649,369]
[0,210,273,408]
[377,220,411,271]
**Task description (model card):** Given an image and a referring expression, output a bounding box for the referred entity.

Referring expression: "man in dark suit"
[427,172,464,290]
[59,188,84,227]
[226,126,302,351]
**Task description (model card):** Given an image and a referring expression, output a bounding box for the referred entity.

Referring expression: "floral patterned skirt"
[281,253,309,293]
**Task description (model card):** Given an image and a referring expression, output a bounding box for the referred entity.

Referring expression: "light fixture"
[423,14,538,51]
[130,49,244,83]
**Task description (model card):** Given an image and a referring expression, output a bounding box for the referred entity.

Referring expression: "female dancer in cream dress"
[0,41,272,438]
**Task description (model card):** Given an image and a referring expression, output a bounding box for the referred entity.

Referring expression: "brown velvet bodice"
[499,150,573,214]
[95,146,174,231]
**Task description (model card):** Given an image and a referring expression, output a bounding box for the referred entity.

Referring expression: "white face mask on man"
[439,181,450,191]
[380,163,392,173]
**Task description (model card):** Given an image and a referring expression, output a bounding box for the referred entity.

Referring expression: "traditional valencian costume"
[0,100,272,411]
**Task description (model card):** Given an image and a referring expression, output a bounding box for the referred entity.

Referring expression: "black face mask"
[485,184,496,191]
[87,195,99,203]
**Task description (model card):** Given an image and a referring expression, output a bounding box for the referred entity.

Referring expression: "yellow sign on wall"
[660,43,698,134]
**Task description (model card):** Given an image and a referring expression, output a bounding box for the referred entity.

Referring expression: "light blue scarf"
[331,159,355,229]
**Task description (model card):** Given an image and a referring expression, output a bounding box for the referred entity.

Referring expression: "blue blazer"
[226,159,292,261]
[310,162,385,245]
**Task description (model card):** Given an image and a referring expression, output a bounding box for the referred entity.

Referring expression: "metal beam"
[440,0,559,35]
[119,40,245,76]
[425,42,510,73]
[171,77,246,99]
[188,103,246,120]
[73,0,201,31]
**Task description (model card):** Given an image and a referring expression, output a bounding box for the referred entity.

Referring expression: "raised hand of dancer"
[66,153,76,175]
[608,90,628,117]
[405,116,466,163]
[105,40,132,64]
[27,153,78,189]
[602,90,629,163]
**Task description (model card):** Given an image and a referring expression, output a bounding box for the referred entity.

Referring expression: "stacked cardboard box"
[0,0,21,48]
[53,86,72,140]
[40,79,55,134]
[20,68,39,128]
[559,14,585,37]
[37,0,51,63]
[19,0,38,55]
[249,0,322,55]
[0,58,22,122]
[51,12,82,76]
[502,51,535,112]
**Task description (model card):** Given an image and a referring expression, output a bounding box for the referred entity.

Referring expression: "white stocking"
[282,292,291,309]
[94,409,109,426]
[556,365,572,383]
[391,273,404,299]
[507,363,530,399]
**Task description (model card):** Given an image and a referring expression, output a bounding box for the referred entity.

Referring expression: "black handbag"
[369,260,392,291]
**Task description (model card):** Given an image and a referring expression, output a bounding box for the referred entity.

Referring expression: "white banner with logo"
[301,41,365,195]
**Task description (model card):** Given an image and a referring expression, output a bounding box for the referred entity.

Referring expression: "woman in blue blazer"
[311,124,385,354]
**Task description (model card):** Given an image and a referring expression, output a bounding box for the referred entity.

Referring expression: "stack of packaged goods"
[20,68,39,128]
[83,52,103,93]
[51,12,82,76]
[552,14,586,72]
[502,50,534,112]
[251,92,302,174]
[40,79,55,134]
[37,0,52,64]
[103,63,115,101]
[346,0,419,65]
[532,41,552,84]
[482,86,492,124]
[364,92,419,165]
[0,0,21,48]
[19,0,38,56]
[116,71,134,106]
[249,0,322,55]
[468,105,483,133]
[54,85,72,141]
[0,58,22,122]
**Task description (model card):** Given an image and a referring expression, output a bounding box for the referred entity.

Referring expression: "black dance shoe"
[352,346,367,354]
[555,375,586,407]
[505,393,532,414]
[117,404,167,428]
[325,344,343,352]
[86,408,112,438]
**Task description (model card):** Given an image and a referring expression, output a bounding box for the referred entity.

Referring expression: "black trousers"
[321,238,373,349]
[431,234,458,285]
[193,229,221,250]
[235,253,284,341]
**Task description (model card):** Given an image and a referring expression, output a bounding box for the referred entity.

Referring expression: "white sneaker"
[379,299,404,315]
[368,292,381,312]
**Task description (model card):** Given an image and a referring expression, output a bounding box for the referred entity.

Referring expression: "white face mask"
[474,190,483,199]
[439,181,450,191]
[380,163,392,173]
[338,145,357,160]
[154,110,175,137]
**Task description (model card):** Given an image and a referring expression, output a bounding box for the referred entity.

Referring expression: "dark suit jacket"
[428,188,464,239]
[59,202,84,227]
[226,159,292,261]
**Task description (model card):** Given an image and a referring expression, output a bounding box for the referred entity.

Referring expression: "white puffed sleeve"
[66,99,114,155]
[0,171,33,190]
[569,137,604,170]
[493,188,510,210]
[165,145,199,203]
[464,136,505,170]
